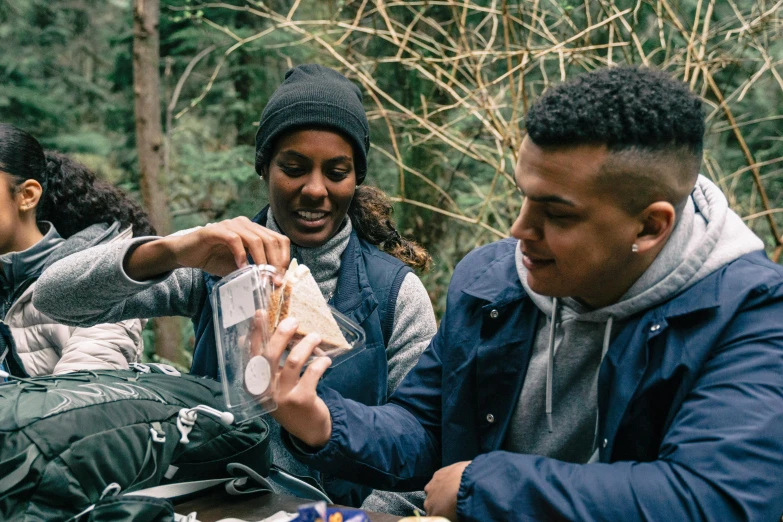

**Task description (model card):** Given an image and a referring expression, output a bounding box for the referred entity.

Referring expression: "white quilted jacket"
[6,280,144,376]
[1,222,144,376]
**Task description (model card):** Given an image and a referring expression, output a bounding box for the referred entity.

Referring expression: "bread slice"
[272,259,350,351]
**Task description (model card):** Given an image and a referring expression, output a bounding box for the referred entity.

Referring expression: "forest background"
[2,0,781,367]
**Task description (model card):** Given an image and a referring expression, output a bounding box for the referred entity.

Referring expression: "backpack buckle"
[177,409,197,444]
[149,363,181,376]
[150,422,167,443]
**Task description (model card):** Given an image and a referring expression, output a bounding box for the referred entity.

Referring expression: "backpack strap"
[125,464,330,504]
[262,464,332,503]
[380,266,412,348]
[128,478,236,500]
[0,444,41,493]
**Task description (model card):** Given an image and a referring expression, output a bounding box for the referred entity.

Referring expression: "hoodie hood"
[42,221,127,270]
[504,175,764,463]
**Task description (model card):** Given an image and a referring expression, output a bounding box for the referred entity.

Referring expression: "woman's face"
[265,129,357,248]
[0,173,26,255]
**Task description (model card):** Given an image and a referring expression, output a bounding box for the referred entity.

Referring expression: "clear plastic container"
[323,308,366,366]
[211,264,278,421]
[211,263,367,420]
[280,306,366,368]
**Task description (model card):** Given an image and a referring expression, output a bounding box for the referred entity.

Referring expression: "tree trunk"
[132,0,183,365]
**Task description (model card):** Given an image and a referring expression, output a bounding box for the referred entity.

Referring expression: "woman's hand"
[261,316,333,448]
[126,217,291,281]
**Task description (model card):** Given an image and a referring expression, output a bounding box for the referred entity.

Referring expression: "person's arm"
[454,288,783,521]
[33,237,205,326]
[359,273,436,514]
[261,311,446,492]
[124,217,290,282]
[33,217,290,326]
[384,273,437,394]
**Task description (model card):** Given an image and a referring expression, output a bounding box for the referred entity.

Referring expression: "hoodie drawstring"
[545,298,560,433]
[545,298,614,442]
[602,316,614,360]
[593,316,613,450]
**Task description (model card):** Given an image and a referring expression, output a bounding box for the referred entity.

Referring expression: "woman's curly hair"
[0,124,155,238]
[348,185,431,272]
[39,152,155,238]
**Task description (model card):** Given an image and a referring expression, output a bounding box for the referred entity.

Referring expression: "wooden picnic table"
[175,488,402,522]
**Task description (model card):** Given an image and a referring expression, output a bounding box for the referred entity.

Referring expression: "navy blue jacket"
[290,238,783,521]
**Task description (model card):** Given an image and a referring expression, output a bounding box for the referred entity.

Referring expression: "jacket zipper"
[2,277,37,322]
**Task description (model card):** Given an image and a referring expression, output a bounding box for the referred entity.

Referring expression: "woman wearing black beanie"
[33,64,436,514]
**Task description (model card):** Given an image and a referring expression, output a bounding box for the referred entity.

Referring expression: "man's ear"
[16,179,43,213]
[635,201,676,254]
[258,164,270,181]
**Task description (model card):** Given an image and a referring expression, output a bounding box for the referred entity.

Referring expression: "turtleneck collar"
[0,222,64,299]
[265,208,352,299]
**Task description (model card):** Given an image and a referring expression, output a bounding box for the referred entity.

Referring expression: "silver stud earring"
[631,244,639,253]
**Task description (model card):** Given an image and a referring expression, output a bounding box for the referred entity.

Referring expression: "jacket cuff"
[281,386,349,471]
[457,458,479,521]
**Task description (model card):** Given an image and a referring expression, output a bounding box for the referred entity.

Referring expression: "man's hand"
[261,316,333,448]
[424,460,471,521]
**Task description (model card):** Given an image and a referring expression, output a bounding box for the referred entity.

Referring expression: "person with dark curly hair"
[34,64,437,513]
[0,123,152,376]
[192,66,782,521]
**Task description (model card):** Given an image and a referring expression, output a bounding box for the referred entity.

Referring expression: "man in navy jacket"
[263,66,783,521]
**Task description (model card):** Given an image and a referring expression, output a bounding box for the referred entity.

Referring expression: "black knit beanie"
[254,64,370,184]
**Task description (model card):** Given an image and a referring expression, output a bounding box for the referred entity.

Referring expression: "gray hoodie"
[502,175,765,463]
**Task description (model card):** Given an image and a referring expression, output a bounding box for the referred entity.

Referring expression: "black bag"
[0,365,270,522]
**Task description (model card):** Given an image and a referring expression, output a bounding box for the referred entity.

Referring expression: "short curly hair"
[526,66,704,154]
[524,67,705,215]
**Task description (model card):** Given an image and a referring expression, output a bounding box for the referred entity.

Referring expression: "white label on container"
[245,356,271,396]
[219,270,256,329]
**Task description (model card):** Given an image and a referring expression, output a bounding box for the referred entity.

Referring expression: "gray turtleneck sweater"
[503,176,765,463]
[32,212,436,515]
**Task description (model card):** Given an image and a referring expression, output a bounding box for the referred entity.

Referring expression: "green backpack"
[0,365,271,522]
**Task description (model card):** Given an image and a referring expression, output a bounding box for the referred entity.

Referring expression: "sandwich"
[267,259,351,352]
